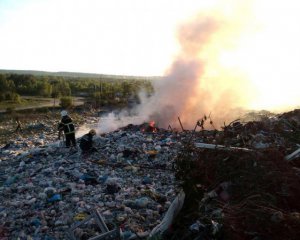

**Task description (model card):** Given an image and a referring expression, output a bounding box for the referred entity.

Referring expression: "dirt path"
[0,97,85,113]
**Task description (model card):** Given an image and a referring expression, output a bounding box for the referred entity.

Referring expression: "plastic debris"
[1,108,300,239]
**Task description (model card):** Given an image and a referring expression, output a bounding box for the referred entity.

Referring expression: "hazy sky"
[1,0,300,110]
[0,0,219,75]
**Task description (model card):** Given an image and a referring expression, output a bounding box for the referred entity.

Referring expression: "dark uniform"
[58,115,76,148]
[79,129,97,156]
[80,132,95,153]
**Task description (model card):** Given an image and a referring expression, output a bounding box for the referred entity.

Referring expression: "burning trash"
[141,120,158,133]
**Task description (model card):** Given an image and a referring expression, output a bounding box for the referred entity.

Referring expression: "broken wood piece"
[150,190,185,237]
[194,142,252,152]
[178,117,185,132]
[285,147,300,161]
[67,209,120,240]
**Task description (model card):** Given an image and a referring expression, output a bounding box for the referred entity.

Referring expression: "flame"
[148,120,158,133]
[149,120,156,128]
[140,120,157,133]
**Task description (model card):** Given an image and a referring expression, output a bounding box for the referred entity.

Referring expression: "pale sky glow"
[0,0,218,76]
[1,0,300,110]
[216,0,300,110]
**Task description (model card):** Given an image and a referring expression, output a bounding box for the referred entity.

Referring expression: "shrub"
[3,92,21,103]
[60,96,73,108]
[12,93,21,103]
[36,107,50,113]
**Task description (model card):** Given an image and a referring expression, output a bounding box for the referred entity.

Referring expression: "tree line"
[0,73,154,107]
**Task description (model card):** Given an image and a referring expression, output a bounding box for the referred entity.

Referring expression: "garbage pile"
[168,109,300,240]
[1,109,300,239]
[0,123,181,239]
[0,112,87,145]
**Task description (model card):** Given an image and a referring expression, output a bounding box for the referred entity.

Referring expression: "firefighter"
[58,110,76,148]
[80,129,97,154]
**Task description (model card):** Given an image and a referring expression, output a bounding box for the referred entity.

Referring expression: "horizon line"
[0,68,163,79]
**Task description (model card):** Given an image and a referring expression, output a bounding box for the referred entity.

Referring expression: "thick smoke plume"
[137,16,234,129]
[99,0,300,133]
[99,4,253,133]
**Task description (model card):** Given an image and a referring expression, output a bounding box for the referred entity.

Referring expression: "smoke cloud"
[98,0,300,133]
[98,9,252,133]
[138,11,254,129]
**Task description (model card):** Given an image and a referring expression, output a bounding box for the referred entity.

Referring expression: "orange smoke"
[137,7,253,129]
[100,0,300,133]
[138,0,300,130]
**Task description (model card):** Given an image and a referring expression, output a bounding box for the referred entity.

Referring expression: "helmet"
[89,129,96,135]
[61,110,68,117]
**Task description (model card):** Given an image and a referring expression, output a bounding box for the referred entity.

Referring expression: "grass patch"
[0,97,52,110]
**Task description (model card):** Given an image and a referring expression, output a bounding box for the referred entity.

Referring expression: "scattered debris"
[1,108,300,239]
[150,190,185,238]
[285,147,300,161]
[170,109,300,240]
[0,116,180,239]
[67,209,120,240]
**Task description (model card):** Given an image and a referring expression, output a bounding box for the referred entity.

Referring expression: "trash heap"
[0,112,91,161]
[0,118,57,148]
[0,112,86,145]
[169,109,300,240]
[0,124,181,239]
[1,109,300,239]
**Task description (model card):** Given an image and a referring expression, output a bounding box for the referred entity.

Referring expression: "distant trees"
[56,79,71,96]
[0,73,155,107]
[1,74,72,98]
[37,81,52,97]
[0,74,20,102]
[10,74,37,95]
[50,79,71,97]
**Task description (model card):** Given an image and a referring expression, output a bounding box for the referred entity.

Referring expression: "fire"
[149,120,155,128]
[141,121,158,133]
[148,120,158,133]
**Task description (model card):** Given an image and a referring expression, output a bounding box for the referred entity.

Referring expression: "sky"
[1,0,300,111]
[0,0,219,76]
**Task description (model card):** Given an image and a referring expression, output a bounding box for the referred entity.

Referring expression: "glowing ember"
[141,121,158,133]
[149,120,155,128]
[149,121,157,133]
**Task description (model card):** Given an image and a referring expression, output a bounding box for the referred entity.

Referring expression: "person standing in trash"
[80,129,97,154]
[15,116,22,132]
[58,110,76,148]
